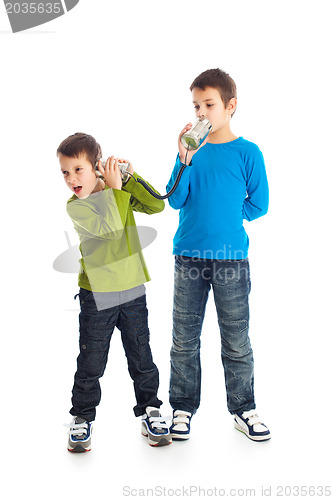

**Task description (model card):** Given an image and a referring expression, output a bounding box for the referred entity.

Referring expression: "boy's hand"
[178,123,208,164]
[178,123,194,164]
[98,156,122,190]
[118,158,134,179]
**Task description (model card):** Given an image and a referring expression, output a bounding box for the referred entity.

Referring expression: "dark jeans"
[70,288,162,421]
[169,256,255,415]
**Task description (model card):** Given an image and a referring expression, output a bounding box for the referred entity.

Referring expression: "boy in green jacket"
[57,132,170,451]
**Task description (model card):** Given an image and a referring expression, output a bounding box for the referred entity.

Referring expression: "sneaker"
[141,407,172,446]
[67,416,93,452]
[170,410,192,440]
[234,410,271,441]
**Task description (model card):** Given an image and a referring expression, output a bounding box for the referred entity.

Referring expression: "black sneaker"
[67,417,93,452]
[234,411,271,441]
[170,410,192,440]
[141,407,171,446]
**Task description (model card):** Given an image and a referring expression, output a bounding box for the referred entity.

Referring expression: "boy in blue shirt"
[167,69,270,441]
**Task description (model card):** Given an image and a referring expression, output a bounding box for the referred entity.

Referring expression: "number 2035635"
[275,485,331,496]
[5,3,62,14]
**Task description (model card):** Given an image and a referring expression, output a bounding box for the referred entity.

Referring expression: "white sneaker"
[234,410,271,441]
[141,407,172,446]
[170,410,192,440]
[66,417,93,452]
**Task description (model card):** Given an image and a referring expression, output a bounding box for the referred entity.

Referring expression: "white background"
[1,0,332,498]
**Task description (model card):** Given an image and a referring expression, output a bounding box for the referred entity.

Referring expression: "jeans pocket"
[174,254,191,269]
[79,288,92,299]
[174,255,182,266]
[137,331,150,345]
[79,288,96,310]
[137,332,153,370]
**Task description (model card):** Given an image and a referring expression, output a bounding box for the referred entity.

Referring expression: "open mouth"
[74,186,82,194]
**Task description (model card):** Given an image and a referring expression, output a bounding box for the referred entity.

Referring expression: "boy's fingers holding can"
[179,123,192,139]
[106,156,114,171]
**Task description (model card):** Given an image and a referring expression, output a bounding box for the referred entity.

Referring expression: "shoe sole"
[234,422,271,441]
[67,444,91,452]
[141,425,172,447]
[170,432,190,441]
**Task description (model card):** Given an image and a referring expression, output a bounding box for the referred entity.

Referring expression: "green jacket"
[67,172,164,292]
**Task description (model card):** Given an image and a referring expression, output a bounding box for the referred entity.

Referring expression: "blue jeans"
[169,256,255,415]
[70,288,162,421]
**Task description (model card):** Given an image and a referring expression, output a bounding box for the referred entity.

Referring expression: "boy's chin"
[72,188,89,199]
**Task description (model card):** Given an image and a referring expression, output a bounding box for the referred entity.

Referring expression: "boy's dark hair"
[57,132,102,167]
[190,68,237,116]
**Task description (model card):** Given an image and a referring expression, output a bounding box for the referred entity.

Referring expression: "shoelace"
[64,420,89,437]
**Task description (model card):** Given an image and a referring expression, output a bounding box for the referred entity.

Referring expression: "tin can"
[180,117,212,150]
[118,162,130,183]
[96,159,131,183]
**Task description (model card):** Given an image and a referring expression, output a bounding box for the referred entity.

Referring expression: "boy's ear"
[228,98,237,116]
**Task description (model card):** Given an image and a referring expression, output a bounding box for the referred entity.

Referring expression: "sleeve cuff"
[176,153,192,168]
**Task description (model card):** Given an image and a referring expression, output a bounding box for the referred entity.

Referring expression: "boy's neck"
[208,124,238,144]
[91,177,105,194]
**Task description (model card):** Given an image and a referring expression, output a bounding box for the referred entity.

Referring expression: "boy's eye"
[62,171,68,175]
[194,105,199,110]
[207,104,214,107]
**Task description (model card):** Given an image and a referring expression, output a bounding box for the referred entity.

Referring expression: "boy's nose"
[67,173,76,184]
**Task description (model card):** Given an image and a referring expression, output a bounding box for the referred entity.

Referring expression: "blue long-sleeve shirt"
[166,137,269,260]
